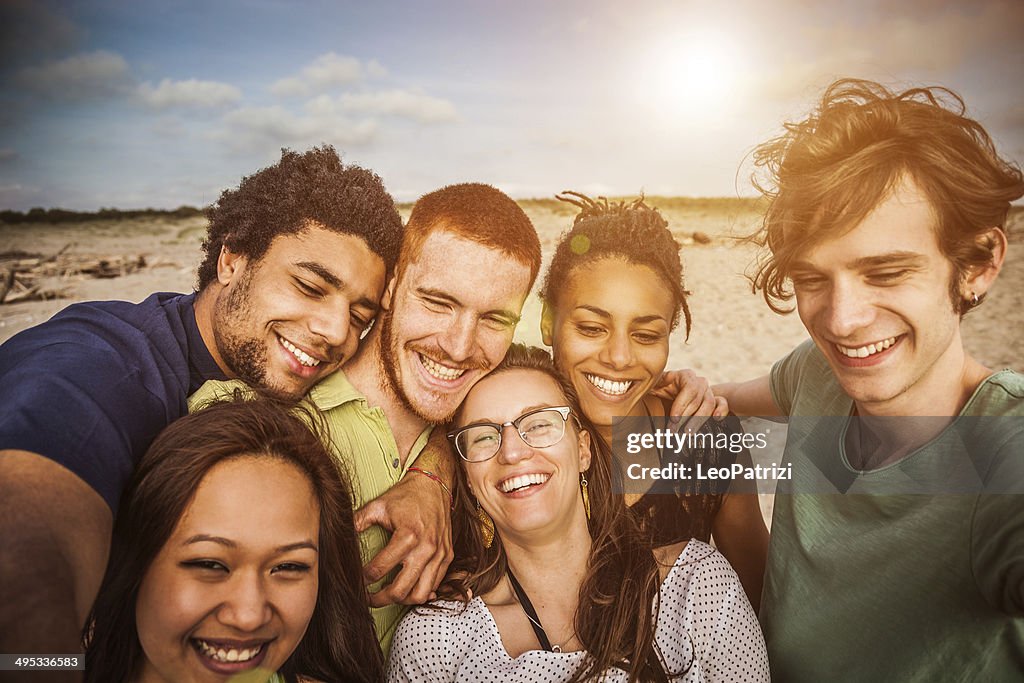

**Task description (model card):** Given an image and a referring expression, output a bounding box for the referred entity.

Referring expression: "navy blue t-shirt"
[0,292,226,513]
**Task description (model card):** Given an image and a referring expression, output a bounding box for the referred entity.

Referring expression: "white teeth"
[584,373,633,396]
[836,336,897,359]
[419,354,466,381]
[195,639,262,663]
[280,337,321,367]
[499,472,550,493]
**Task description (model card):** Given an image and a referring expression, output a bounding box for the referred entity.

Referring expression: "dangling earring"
[580,472,591,520]
[476,501,495,548]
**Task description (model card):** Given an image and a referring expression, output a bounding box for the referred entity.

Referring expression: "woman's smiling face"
[134,456,320,683]
[544,257,675,429]
[457,368,592,544]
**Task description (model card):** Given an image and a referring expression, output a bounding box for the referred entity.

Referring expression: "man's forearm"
[408,428,456,492]
[0,537,84,681]
[0,451,112,677]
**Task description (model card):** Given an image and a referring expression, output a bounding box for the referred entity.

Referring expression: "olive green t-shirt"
[762,340,1024,681]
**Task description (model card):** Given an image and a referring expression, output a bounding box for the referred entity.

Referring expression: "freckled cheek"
[396,310,441,344]
[478,330,515,367]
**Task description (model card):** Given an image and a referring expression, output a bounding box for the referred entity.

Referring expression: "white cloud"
[366,59,388,78]
[270,77,308,98]
[270,52,387,97]
[216,105,378,152]
[305,90,458,125]
[137,78,242,109]
[336,89,458,123]
[16,50,131,101]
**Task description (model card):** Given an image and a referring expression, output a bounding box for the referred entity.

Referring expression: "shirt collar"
[307,368,366,410]
[183,292,228,393]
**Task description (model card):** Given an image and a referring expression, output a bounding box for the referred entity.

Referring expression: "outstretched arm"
[0,450,112,682]
[354,428,455,607]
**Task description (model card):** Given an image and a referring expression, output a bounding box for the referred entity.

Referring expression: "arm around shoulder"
[355,428,456,607]
[713,376,782,417]
[0,450,112,659]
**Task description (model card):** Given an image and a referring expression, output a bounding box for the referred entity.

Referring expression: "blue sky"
[1,0,1022,210]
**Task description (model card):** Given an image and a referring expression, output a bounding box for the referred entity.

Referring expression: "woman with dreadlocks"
[539,192,769,610]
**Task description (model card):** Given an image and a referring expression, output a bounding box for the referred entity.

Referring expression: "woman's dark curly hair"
[540,192,692,338]
[196,145,403,290]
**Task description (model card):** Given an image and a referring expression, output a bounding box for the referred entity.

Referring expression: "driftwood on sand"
[0,244,150,304]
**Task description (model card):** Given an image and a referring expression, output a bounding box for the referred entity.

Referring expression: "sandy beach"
[4,200,1021,380]
[4,199,1023,538]
[7,201,1021,528]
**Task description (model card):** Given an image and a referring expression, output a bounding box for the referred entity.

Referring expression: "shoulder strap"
[506,568,553,651]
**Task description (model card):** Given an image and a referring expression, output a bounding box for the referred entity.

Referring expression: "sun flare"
[638,27,744,122]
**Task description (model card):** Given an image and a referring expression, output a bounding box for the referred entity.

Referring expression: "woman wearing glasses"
[387,345,767,682]
[540,193,768,610]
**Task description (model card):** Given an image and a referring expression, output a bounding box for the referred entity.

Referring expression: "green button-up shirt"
[190,370,433,657]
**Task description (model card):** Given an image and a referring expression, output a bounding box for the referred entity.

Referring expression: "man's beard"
[377,307,458,425]
[212,268,277,396]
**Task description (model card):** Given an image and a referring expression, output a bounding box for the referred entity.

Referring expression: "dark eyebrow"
[296,261,343,288]
[183,535,318,554]
[460,403,560,427]
[575,304,611,318]
[851,252,928,269]
[419,287,521,325]
[297,261,379,311]
[184,534,236,548]
[791,251,928,273]
[575,305,665,326]
[633,314,668,325]
[276,541,318,554]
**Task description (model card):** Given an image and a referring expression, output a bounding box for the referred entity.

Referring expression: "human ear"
[577,427,592,472]
[216,243,246,286]
[961,227,1007,301]
[540,301,554,346]
[381,275,397,311]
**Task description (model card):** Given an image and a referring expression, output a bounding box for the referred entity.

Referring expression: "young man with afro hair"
[0,145,406,665]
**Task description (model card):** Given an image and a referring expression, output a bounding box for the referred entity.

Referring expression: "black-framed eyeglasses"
[447,406,574,463]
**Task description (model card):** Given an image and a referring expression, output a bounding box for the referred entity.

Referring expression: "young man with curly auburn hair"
[716,79,1024,680]
[0,145,404,663]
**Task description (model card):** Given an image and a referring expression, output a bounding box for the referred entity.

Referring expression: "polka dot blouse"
[387,540,769,682]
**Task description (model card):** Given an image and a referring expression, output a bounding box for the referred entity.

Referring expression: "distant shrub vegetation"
[5,200,1018,225]
[0,206,205,224]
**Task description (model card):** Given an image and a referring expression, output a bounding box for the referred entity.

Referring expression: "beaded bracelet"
[406,466,454,509]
